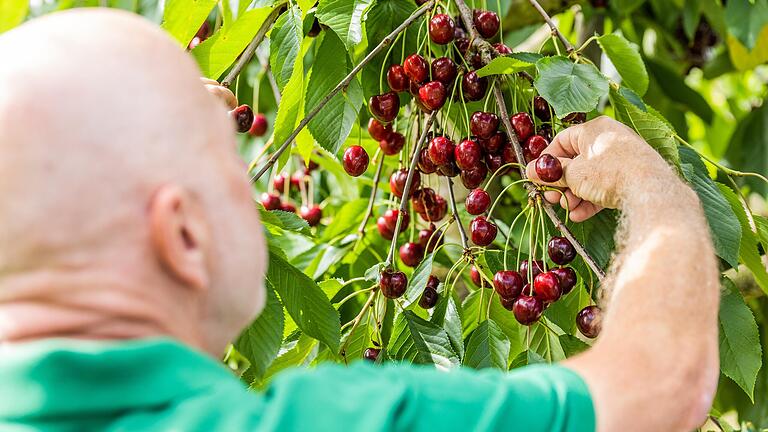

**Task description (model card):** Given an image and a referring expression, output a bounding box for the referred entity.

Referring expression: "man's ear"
[148,185,211,292]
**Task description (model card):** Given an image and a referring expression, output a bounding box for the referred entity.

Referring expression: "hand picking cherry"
[535,154,563,182]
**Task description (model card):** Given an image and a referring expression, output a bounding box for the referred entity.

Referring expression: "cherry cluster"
[260,160,324,227]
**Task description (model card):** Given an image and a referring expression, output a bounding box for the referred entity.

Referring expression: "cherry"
[230,104,254,133]
[260,192,281,210]
[470,111,500,139]
[418,81,447,111]
[548,236,576,265]
[429,14,455,45]
[576,305,602,338]
[533,271,562,303]
[363,347,380,361]
[473,10,500,39]
[368,118,392,141]
[307,18,323,37]
[485,154,505,174]
[519,259,544,281]
[466,189,491,215]
[369,92,400,123]
[280,202,296,213]
[300,205,322,226]
[377,216,395,240]
[411,188,437,214]
[380,269,408,299]
[420,194,447,221]
[563,112,587,124]
[460,164,487,189]
[390,169,420,198]
[501,143,518,166]
[431,57,457,86]
[377,209,409,240]
[551,267,577,295]
[510,112,534,141]
[273,174,287,191]
[525,135,548,161]
[493,42,512,54]
[513,295,543,325]
[455,37,470,56]
[533,96,551,120]
[493,270,524,299]
[419,281,439,309]
[304,159,318,172]
[249,113,268,136]
[387,65,409,92]
[479,131,505,154]
[418,224,443,252]
[470,216,497,246]
[437,162,460,178]
[470,265,483,287]
[343,145,369,176]
[500,296,516,311]
[380,132,405,156]
[428,136,455,166]
[455,139,482,170]
[538,125,554,142]
[462,71,488,101]
[399,242,425,267]
[418,148,438,174]
[403,54,429,84]
[535,154,563,182]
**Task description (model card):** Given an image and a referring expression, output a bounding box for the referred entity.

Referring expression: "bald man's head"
[0,9,266,354]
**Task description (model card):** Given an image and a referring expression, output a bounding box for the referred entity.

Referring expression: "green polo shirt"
[0,338,595,431]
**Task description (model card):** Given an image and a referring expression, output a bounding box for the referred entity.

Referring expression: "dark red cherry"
[462,71,488,101]
[533,271,561,303]
[563,112,587,124]
[399,242,425,267]
[300,205,322,226]
[249,113,268,136]
[479,131,505,154]
[376,209,409,240]
[547,236,576,265]
[510,112,534,141]
[513,295,543,325]
[387,65,409,92]
[419,284,439,309]
[380,132,405,156]
[420,194,447,221]
[538,125,554,142]
[470,216,497,246]
[493,42,512,54]
[576,305,602,338]
[486,154,505,174]
[343,145,369,176]
[380,269,408,299]
[418,81,447,111]
[437,161,461,178]
[307,18,322,37]
[465,189,491,215]
[411,187,436,214]
[376,216,395,239]
[470,111,500,139]
[418,224,443,252]
[455,37,470,56]
[260,192,281,210]
[230,104,254,133]
[500,296,516,311]
[493,270,524,299]
[431,57,457,86]
[304,159,318,172]
[501,143,518,166]
[369,92,400,123]
[280,201,296,213]
[533,96,551,120]
[470,265,484,287]
[273,174,287,191]
[473,10,500,39]
[525,135,549,162]
[404,54,429,84]
[535,154,563,182]
[428,136,455,166]
[519,259,544,281]
[363,347,380,361]
[455,139,482,170]
[429,14,455,45]
[368,118,392,141]
[290,171,304,189]
[390,169,420,198]
[460,164,487,189]
[418,148,438,174]
[551,267,577,295]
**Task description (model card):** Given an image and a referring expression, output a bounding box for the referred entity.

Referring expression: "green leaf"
[597,33,648,95]
[192,6,275,79]
[234,282,284,379]
[534,56,609,118]
[509,52,543,64]
[259,207,311,235]
[679,147,742,269]
[725,100,768,195]
[271,42,307,172]
[431,293,464,360]
[610,0,647,14]
[161,0,216,47]
[402,253,435,307]
[340,308,371,362]
[476,56,532,78]
[388,310,459,368]
[267,251,341,350]
[509,350,546,369]
[258,334,317,387]
[725,0,768,50]
[305,32,364,154]
[270,5,303,92]
[316,0,372,50]
[719,277,763,400]
[321,198,368,241]
[544,283,591,334]
[463,319,510,370]
[0,0,28,33]
[560,334,590,357]
[645,59,714,124]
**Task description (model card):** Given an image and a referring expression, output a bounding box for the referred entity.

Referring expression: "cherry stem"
[250,0,436,183]
[446,177,470,251]
[222,4,286,87]
[336,285,377,308]
[339,290,377,356]
[525,0,575,53]
[358,155,385,237]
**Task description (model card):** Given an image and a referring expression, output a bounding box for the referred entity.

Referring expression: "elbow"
[664,340,720,431]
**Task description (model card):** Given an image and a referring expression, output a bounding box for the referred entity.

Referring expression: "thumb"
[526,156,572,189]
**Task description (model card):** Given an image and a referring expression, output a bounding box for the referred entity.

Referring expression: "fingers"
[543,122,584,159]
[570,201,603,222]
[526,156,571,189]
[200,78,238,110]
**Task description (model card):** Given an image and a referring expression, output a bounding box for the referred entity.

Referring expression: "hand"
[525,116,673,222]
[200,77,237,110]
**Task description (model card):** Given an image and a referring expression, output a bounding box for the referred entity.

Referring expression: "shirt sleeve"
[259,362,596,432]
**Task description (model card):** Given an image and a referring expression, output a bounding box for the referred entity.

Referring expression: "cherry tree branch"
[446,177,470,250]
[526,0,575,53]
[249,1,436,183]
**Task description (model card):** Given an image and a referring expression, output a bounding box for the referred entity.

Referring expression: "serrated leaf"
[234,282,284,379]
[402,253,435,307]
[510,52,543,64]
[431,293,464,360]
[559,334,590,357]
[259,207,312,235]
[463,319,510,370]
[0,0,28,33]
[388,310,459,368]
[271,42,307,172]
[528,319,566,362]
[646,59,714,123]
[724,0,768,50]
[340,308,371,362]
[160,0,216,47]
[270,5,303,91]
[267,251,341,350]
[719,277,763,400]
[316,0,372,50]
[534,56,609,118]
[597,33,648,95]
[258,334,317,387]
[544,283,591,334]
[476,56,532,78]
[321,198,368,241]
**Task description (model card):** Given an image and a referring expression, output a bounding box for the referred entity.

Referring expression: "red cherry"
[376,216,395,239]
[493,270,524,299]
[411,188,437,214]
[419,283,439,309]
[369,92,400,123]
[429,14,455,45]
[460,164,487,189]
[260,192,281,210]
[363,347,380,361]
[563,112,587,124]
[418,81,447,111]
[473,10,500,39]
[455,139,482,170]
[510,112,534,141]
[376,209,409,240]
[300,205,322,226]
[399,242,425,267]
[548,236,576,265]
[307,18,322,37]
[493,42,512,54]
[389,169,421,199]
[230,104,254,133]
[462,71,488,101]
[525,135,549,162]
[380,132,405,156]
[418,148,438,174]
[368,118,392,141]
[470,216,497,246]
[533,271,562,303]
[551,267,577,295]
[513,295,543,325]
[431,57,457,86]
[500,296,516,311]
[535,154,563,183]
[485,154,505,174]
[380,269,408,299]
[249,113,268,136]
[538,125,554,142]
[437,161,460,178]
[418,224,443,252]
[343,145,369,176]
[519,259,544,281]
[455,37,470,56]
[387,65,409,92]
[478,131,505,154]
[404,54,429,83]
[470,111,500,139]
[428,136,455,166]
[501,143,518,166]
[280,202,296,213]
[576,305,602,338]
[273,174,287,191]
[465,189,491,215]
[470,265,483,287]
[419,194,447,222]
[533,96,551,120]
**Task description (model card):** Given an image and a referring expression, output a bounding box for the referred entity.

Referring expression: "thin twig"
[339,291,377,357]
[446,177,470,250]
[359,156,385,236]
[526,0,575,53]
[249,0,436,183]
[222,4,287,87]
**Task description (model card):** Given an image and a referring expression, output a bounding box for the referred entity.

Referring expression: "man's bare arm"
[527,117,720,432]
